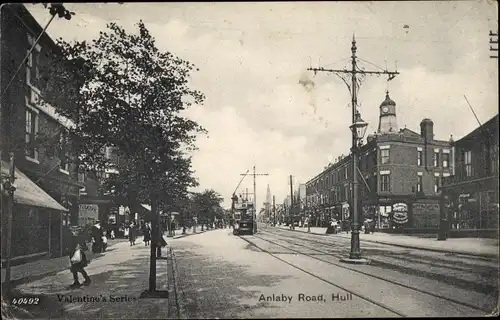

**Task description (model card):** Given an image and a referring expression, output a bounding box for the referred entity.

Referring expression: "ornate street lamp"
[349,111,368,142]
[341,110,370,264]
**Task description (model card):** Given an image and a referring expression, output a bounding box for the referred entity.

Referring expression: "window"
[464,150,472,177]
[344,167,348,180]
[442,153,450,168]
[26,34,41,89]
[417,175,423,192]
[25,108,38,159]
[381,149,390,164]
[491,145,498,174]
[59,131,70,172]
[434,152,440,167]
[434,176,441,193]
[344,185,350,201]
[417,151,423,166]
[380,174,390,192]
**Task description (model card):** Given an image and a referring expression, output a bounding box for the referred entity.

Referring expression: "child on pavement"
[68,228,91,288]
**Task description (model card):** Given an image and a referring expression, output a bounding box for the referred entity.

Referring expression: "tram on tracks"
[232,198,254,235]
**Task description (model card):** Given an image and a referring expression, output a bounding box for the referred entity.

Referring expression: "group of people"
[67,219,166,288]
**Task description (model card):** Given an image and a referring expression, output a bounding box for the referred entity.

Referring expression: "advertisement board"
[78,204,98,226]
[392,203,408,224]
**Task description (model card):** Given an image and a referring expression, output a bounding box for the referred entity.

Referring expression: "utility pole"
[289,175,295,230]
[490,30,498,59]
[273,195,276,226]
[307,34,399,264]
[240,166,268,233]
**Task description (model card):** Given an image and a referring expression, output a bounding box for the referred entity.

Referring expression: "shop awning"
[1,161,68,211]
[141,204,151,211]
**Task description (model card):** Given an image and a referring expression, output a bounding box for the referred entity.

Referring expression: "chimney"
[420,118,434,141]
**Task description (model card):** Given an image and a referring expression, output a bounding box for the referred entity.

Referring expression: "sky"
[26,1,498,210]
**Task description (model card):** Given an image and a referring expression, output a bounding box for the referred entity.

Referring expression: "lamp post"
[340,110,370,264]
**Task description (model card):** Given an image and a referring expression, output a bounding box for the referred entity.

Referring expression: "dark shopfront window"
[451,191,499,230]
[10,205,49,257]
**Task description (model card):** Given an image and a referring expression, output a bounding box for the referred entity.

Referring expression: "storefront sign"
[392,203,408,224]
[79,204,98,221]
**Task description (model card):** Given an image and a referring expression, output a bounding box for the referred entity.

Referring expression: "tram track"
[264,228,498,290]
[238,231,496,316]
[236,234,407,317]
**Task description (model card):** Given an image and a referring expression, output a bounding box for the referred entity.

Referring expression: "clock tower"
[378,91,398,134]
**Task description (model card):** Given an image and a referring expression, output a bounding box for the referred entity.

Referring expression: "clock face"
[382,106,389,113]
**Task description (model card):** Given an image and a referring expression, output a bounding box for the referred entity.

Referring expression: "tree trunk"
[148,193,158,292]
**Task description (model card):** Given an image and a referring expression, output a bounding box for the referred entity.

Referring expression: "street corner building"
[304,91,472,235]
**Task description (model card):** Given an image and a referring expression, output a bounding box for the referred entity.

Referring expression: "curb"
[167,247,186,319]
[172,228,217,239]
[276,227,498,259]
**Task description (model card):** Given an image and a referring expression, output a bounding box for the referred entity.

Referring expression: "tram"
[233,199,254,235]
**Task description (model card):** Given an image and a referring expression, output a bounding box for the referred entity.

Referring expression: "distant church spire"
[378,91,398,134]
[264,184,272,216]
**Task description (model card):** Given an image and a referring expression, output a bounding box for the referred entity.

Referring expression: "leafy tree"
[191,189,224,228]
[38,21,206,235]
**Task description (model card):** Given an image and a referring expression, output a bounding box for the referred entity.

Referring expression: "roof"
[1,161,68,211]
[455,114,499,143]
[380,92,396,107]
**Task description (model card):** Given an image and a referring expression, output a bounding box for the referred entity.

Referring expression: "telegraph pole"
[289,175,295,230]
[240,166,268,233]
[272,195,276,226]
[307,34,399,264]
[490,30,498,59]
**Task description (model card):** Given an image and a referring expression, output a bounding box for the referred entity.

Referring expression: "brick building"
[1,4,83,259]
[306,92,454,232]
[441,114,499,237]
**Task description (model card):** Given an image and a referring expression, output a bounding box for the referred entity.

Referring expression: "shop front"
[1,162,68,263]
[362,195,441,233]
[442,176,498,237]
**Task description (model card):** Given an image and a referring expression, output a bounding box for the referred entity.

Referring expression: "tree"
[191,189,224,228]
[39,20,206,293]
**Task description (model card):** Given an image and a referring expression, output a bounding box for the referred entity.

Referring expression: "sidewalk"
[3,237,174,319]
[273,225,499,258]
[2,238,130,287]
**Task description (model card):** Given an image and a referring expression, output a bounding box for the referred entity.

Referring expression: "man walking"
[68,227,91,288]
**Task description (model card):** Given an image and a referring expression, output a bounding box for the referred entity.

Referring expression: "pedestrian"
[143,223,151,246]
[157,234,167,257]
[364,220,370,234]
[91,221,104,253]
[129,222,137,246]
[68,227,91,288]
[110,229,115,239]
